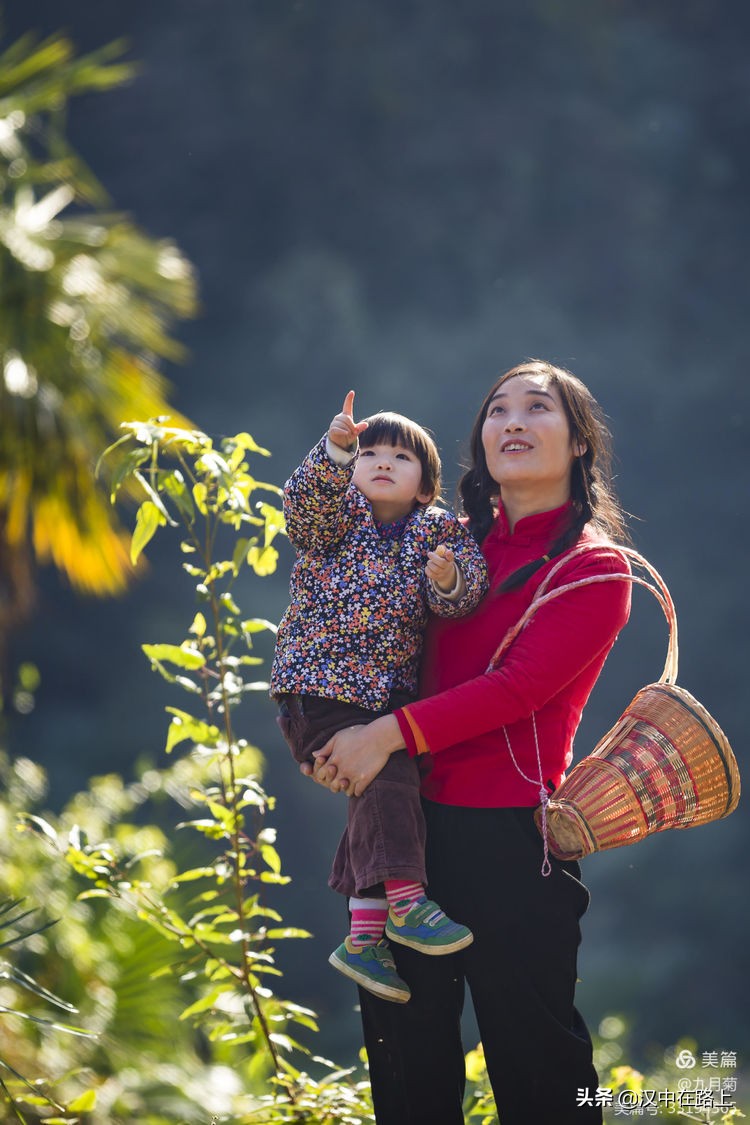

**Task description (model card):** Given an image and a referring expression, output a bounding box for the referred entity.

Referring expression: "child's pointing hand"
[329,390,369,451]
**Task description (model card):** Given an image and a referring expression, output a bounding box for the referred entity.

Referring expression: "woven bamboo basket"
[538,680,739,861]
[489,546,740,863]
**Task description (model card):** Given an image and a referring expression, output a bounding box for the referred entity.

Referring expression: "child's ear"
[416,485,434,506]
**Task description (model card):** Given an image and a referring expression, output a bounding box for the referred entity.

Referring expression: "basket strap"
[502,714,552,876]
[486,545,679,685]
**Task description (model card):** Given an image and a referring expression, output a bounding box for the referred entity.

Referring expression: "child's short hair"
[360,411,442,504]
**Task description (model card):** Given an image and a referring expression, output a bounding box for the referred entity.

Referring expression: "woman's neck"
[499,483,571,533]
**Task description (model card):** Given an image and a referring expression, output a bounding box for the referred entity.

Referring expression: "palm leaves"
[0,897,94,1122]
[0,28,197,648]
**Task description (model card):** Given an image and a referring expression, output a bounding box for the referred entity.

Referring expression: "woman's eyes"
[489,399,549,416]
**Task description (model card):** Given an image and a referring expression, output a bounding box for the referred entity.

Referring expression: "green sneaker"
[385,899,474,955]
[329,937,411,1003]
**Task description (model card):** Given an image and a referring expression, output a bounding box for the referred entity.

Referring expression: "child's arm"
[283,391,366,552]
[424,514,489,618]
[328,389,368,452]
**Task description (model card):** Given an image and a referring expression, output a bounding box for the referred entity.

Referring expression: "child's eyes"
[360,448,414,460]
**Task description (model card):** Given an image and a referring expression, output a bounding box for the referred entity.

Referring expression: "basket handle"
[486,545,679,685]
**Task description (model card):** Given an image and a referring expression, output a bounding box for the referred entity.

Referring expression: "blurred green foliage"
[0,27,196,658]
[0,895,95,1121]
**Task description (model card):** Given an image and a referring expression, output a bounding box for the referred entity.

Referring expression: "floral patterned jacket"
[270,436,489,711]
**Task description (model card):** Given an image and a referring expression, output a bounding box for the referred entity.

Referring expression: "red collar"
[488,500,574,546]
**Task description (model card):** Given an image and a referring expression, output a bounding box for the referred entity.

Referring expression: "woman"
[311,360,632,1125]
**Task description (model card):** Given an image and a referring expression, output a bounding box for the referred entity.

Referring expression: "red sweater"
[395,503,632,807]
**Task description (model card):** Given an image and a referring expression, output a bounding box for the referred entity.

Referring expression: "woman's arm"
[399,555,631,758]
[311,549,630,793]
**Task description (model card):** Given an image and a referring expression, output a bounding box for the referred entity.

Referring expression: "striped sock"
[384,880,426,918]
[349,897,388,948]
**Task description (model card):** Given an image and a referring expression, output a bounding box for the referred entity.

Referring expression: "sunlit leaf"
[189,612,207,638]
[67,1090,97,1112]
[241,617,278,636]
[257,501,286,547]
[192,481,208,514]
[141,643,205,670]
[18,814,58,843]
[161,469,195,522]
[163,708,220,754]
[227,432,271,457]
[231,536,250,575]
[265,927,313,940]
[130,500,164,564]
[178,987,224,1021]
[260,843,281,874]
[219,591,241,615]
[247,544,279,576]
[170,866,216,884]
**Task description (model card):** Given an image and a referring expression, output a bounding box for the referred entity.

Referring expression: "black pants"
[358,800,603,1125]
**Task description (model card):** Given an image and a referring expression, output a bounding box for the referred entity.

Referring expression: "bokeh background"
[4,0,749,1072]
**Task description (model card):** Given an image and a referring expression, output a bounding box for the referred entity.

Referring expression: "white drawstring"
[502,712,552,877]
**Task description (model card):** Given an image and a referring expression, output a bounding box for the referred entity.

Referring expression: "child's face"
[353,441,431,524]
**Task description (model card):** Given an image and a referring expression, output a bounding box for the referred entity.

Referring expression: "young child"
[271,391,488,1003]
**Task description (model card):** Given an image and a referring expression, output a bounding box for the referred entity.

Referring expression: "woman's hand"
[313,714,405,797]
[299,757,342,792]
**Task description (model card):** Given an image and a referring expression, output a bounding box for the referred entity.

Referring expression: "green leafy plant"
[76,422,306,1089]
[0,897,95,1123]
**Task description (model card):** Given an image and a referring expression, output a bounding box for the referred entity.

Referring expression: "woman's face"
[481,372,583,496]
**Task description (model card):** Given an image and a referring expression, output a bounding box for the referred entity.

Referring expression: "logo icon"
[675,1049,696,1070]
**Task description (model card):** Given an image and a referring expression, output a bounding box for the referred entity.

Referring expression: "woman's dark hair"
[458,359,630,589]
[361,411,442,504]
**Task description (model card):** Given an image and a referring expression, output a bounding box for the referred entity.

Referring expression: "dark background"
[4,0,749,1067]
